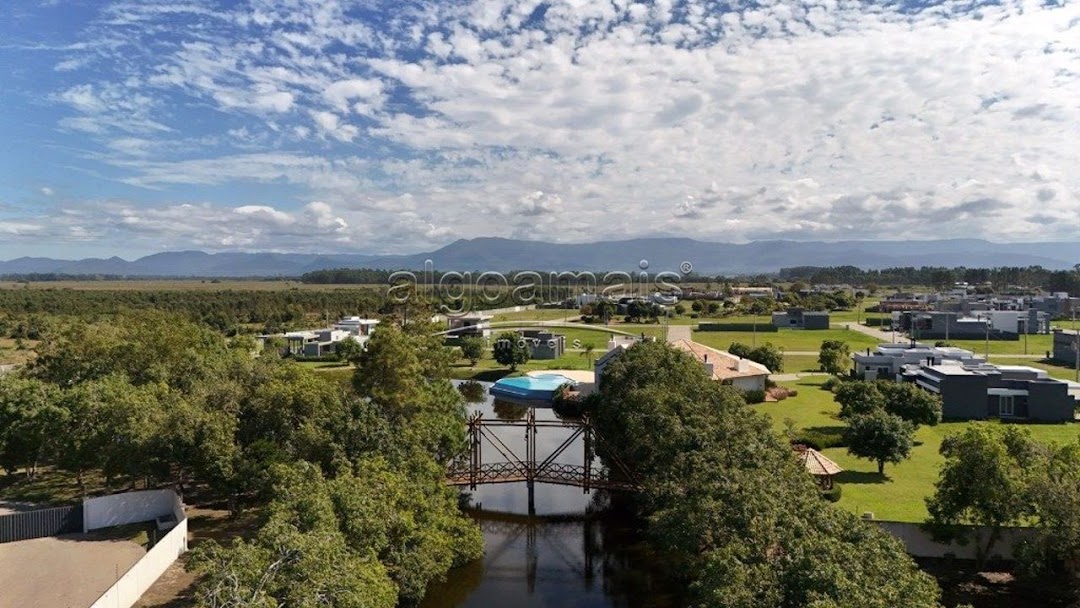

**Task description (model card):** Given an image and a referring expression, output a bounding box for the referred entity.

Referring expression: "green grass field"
[936,334,1055,356]
[448,351,599,381]
[491,324,665,349]
[756,377,1080,522]
[490,309,581,323]
[783,354,825,373]
[692,328,880,353]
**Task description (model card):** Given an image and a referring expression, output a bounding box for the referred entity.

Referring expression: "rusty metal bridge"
[447,409,639,512]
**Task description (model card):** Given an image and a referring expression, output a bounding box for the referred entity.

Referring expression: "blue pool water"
[489,373,577,403]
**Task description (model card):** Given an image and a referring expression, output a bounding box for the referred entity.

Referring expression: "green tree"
[1017,439,1080,581]
[818,339,851,375]
[492,331,530,371]
[458,336,485,366]
[834,381,887,419]
[580,343,596,366]
[749,343,783,373]
[844,410,914,475]
[876,381,942,427]
[0,376,63,478]
[589,341,940,607]
[926,425,1034,567]
[334,336,364,364]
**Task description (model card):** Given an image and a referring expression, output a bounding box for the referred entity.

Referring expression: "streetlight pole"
[984,318,992,360]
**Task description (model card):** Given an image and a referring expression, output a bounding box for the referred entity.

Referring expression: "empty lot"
[0,534,144,608]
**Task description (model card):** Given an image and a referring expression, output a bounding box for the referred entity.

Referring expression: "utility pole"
[984,318,992,360]
[1074,309,1079,383]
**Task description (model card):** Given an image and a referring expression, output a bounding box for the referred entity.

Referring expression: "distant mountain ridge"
[1,238,1078,277]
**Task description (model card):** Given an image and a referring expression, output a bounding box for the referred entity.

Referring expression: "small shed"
[796,447,843,489]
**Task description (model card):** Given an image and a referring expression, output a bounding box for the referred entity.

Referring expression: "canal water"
[420,382,684,608]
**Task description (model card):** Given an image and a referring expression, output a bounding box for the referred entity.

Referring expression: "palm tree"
[581,343,596,367]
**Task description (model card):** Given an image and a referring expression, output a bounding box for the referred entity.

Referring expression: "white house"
[333,316,380,338]
[670,339,771,392]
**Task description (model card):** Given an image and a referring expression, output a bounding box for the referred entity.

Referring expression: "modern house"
[853,343,986,381]
[772,307,830,330]
[1053,329,1079,366]
[284,328,352,357]
[516,329,566,360]
[906,362,1079,422]
[447,313,493,339]
[894,310,1047,340]
[670,339,771,392]
[333,316,380,338]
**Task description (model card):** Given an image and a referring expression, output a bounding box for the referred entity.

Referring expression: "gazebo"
[796,447,843,489]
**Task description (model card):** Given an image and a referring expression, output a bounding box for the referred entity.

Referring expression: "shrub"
[793,429,846,450]
[821,484,843,503]
[743,389,766,404]
[821,376,843,392]
[788,389,799,397]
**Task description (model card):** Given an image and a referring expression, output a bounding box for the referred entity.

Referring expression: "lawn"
[783,354,825,373]
[491,324,665,350]
[755,376,1080,523]
[938,334,1055,356]
[692,328,880,353]
[448,351,599,381]
[490,309,581,323]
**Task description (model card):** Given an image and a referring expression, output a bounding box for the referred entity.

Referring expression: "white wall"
[87,490,188,608]
[873,520,1034,560]
[83,489,177,532]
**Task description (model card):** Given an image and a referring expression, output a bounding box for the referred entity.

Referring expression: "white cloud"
[40,187,54,196]
[23,0,1080,253]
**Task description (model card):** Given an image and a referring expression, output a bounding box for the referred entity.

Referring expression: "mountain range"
[1,238,1078,277]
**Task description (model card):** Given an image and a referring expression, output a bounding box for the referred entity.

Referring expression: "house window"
[999,395,1014,417]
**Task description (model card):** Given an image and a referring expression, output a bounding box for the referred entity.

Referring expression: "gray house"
[1053,329,1079,366]
[517,329,566,360]
[897,310,1047,341]
[906,362,1077,422]
[772,307,830,330]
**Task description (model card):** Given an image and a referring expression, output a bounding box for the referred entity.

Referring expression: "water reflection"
[422,382,684,608]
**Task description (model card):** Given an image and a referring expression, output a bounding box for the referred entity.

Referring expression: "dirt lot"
[0,533,145,608]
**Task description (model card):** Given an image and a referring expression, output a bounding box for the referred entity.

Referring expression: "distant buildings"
[893,310,1048,340]
[447,313,493,339]
[853,343,1079,422]
[265,316,380,358]
[772,307,830,330]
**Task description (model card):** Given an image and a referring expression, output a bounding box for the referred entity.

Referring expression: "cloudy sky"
[1,0,1078,259]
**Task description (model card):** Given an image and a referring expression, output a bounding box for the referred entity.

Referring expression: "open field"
[449,351,599,381]
[756,377,1080,523]
[490,309,579,323]
[782,354,824,373]
[0,280,383,291]
[692,328,881,352]
[936,334,1056,356]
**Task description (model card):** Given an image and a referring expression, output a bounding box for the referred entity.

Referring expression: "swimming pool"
[489,373,578,404]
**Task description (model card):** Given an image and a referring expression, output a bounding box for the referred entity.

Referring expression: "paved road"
[839,322,904,344]
[666,325,692,343]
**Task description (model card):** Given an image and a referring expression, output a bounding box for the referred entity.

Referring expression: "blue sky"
[0,0,1077,260]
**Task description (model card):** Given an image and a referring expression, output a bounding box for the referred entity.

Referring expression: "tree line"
[0,288,385,333]
[0,312,481,607]
[777,265,1080,293]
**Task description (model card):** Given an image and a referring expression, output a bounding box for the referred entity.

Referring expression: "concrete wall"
[87,490,188,608]
[940,374,989,420]
[83,489,177,532]
[873,520,1035,560]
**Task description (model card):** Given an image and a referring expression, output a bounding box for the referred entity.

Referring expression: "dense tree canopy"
[590,341,941,608]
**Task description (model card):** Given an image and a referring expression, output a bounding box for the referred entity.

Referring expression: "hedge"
[698,323,779,332]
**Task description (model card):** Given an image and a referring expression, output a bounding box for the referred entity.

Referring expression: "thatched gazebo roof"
[798,448,843,477]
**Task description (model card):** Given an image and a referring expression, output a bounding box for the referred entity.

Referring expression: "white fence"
[87,490,188,608]
[873,520,1035,560]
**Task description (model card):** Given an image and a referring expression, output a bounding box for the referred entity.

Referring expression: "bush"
[822,376,843,392]
[788,389,799,397]
[743,389,766,404]
[821,484,843,502]
[793,429,846,450]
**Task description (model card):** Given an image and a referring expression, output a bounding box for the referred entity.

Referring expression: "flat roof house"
[772,307,830,330]
[516,329,566,360]
[1053,329,1079,366]
[853,343,985,381]
[670,339,771,392]
[333,316,380,338]
[447,313,493,339]
[907,362,1079,422]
